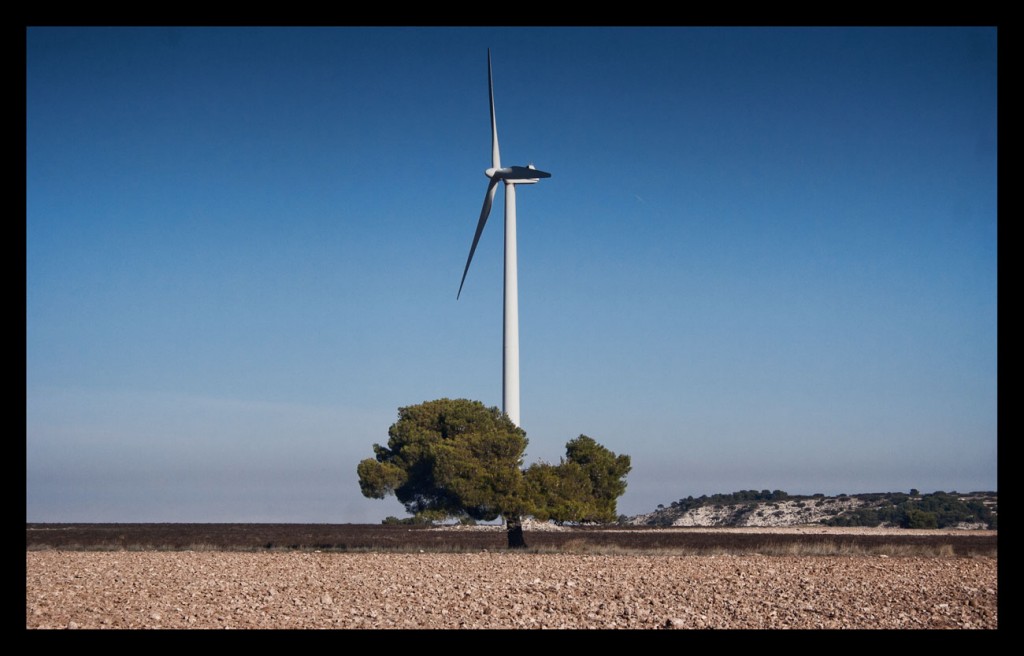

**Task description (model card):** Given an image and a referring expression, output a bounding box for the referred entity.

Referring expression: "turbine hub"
[485,167,498,178]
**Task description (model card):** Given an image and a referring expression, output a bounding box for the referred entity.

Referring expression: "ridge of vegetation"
[629,489,997,529]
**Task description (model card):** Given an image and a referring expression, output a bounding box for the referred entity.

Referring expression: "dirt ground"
[26,524,998,629]
[26,550,997,629]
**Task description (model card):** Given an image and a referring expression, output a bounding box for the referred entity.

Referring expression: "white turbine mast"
[457,49,550,428]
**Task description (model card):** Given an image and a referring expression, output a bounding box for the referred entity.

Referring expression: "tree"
[525,435,632,524]
[357,399,631,548]
[357,398,530,545]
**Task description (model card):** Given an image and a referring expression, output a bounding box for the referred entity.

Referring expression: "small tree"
[524,435,631,524]
[357,399,631,547]
[903,509,939,529]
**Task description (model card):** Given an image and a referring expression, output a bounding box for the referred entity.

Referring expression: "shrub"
[904,509,938,529]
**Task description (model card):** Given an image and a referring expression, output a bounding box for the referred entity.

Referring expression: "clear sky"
[26,27,997,523]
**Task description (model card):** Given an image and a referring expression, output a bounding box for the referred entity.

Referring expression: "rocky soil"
[26,550,997,629]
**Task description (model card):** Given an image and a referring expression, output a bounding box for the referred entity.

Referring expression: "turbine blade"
[488,49,501,170]
[458,178,500,299]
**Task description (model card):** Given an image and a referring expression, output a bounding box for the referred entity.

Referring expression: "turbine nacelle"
[485,164,552,184]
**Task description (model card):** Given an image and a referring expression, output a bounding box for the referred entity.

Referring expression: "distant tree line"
[663,489,792,513]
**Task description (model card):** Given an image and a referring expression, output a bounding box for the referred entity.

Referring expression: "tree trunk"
[505,515,527,549]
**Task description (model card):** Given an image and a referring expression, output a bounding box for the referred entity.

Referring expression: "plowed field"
[26,524,997,629]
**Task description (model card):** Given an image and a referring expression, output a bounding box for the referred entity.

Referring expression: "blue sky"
[26,27,997,523]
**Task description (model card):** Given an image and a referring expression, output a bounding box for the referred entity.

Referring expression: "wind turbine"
[457,49,550,428]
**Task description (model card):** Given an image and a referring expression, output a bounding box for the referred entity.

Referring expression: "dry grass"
[521,539,974,558]
[27,523,993,558]
[26,539,982,558]
[752,540,961,558]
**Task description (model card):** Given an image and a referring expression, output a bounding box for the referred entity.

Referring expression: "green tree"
[524,435,631,524]
[903,508,939,529]
[357,398,531,546]
[357,399,631,547]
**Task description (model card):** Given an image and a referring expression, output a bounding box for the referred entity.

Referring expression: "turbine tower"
[457,49,550,428]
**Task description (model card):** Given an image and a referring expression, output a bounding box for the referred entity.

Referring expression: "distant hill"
[625,490,997,529]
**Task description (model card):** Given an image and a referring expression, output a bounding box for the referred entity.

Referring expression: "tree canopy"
[357,398,631,545]
[357,398,529,523]
[524,435,632,524]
